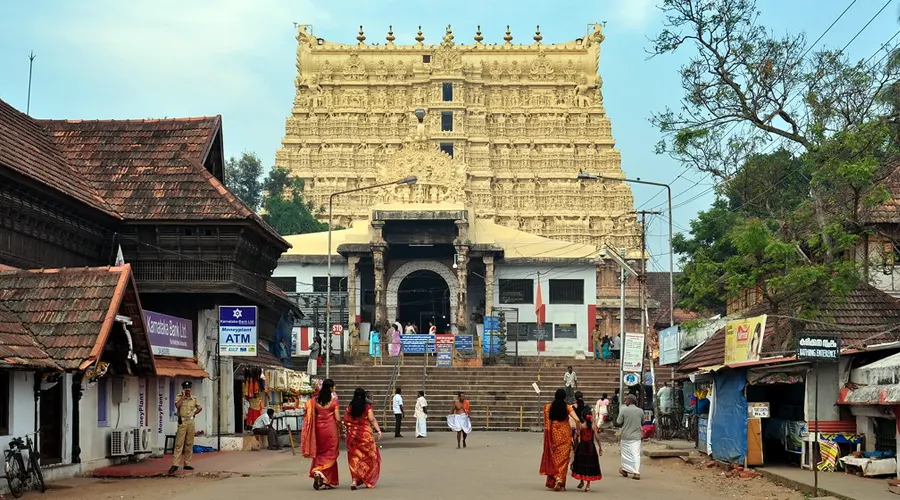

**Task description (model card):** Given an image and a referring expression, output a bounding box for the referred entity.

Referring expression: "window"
[422,55,431,64]
[98,378,109,427]
[312,276,348,293]
[0,372,9,435]
[442,82,453,101]
[440,143,454,158]
[441,111,453,131]
[499,279,534,304]
[875,418,897,452]
[272,276,297,293]
[549,279,584,304]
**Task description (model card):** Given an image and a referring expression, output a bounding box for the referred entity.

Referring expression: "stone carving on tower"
[276,23,640,251]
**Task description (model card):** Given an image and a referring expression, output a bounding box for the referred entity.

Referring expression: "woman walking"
[301,379,340,490]
[540,388,581,491]
[344,388,383,490]
[572,408,603,491]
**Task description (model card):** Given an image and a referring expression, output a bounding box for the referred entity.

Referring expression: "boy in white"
[415,391,428,438]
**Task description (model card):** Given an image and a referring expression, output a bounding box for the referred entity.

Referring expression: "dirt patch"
[652,459,805,499]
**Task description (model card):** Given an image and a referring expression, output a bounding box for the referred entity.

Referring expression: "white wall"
[494,263,597,357]
[0,372,37,452]
[805,363,841,422]
[79,375,145,469]
[274,262,351,294]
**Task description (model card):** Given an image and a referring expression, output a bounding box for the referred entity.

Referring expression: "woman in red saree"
[540,388,581,491]
[302,379,341,490]
[344,388,383,490]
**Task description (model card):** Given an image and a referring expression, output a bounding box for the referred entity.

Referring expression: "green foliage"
[224,152,264,211]
[261,166,329,236]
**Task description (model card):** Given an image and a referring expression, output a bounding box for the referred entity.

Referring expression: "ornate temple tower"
[276,24,640,251]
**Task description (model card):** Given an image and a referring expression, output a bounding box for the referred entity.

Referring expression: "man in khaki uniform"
[168,381,202,475]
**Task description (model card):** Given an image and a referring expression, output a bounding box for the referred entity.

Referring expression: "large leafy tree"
[261,167,329,236]
[654,0,900,314]
[224,152,264,211]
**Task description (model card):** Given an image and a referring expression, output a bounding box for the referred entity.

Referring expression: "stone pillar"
[347,255,360,326]
[373,246,387,330]
[483,254,495,316]
[454,219,470,335]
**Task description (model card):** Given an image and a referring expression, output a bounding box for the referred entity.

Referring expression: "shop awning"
[155,357,209,379]
[839,351,900,405]
[234,342,285,369]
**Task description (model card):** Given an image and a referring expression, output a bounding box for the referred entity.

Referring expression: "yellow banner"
[724,315,767,364]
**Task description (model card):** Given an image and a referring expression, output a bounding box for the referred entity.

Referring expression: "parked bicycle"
[4,433,45,497]
[656,411,698,441]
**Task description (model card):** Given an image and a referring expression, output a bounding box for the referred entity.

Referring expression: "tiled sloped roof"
[867,157,900,223]
[647,272,689,325]
[0,265,142,370]
[0,305,59,370]
[155,357,208,378]
[0,100,111,213]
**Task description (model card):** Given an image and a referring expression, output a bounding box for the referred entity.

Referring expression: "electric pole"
[637,210,661,413]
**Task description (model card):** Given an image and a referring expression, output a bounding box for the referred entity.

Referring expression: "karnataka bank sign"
[724,315,767,364]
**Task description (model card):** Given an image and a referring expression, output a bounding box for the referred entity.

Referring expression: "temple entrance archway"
[396,270,452,334]
[387,260,458,334]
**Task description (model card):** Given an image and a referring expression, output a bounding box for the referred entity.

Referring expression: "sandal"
[585,483,591,492]
[619,468,628,477]
[577,480,584,489]
[313,471,324,490]
[351,483,358,491]
[632,474,641,480]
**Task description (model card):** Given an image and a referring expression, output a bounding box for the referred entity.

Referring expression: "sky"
[1,0,898,268]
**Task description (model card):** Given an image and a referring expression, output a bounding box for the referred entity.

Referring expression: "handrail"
[381,352,402,423]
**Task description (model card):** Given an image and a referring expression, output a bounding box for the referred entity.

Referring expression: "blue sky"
[1,1,898,267]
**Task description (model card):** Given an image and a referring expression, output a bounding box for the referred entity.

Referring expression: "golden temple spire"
[503,25,513,45]
[443,24,455,45]
[386,25,395,44]
[534,25,543,43]
[356,25,366,45]
[474,25,484,44]
[415,25,425,44]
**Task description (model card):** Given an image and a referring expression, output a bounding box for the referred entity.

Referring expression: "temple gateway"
[274,24,644,357]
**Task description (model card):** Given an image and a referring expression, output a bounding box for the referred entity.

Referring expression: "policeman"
[168,381,202,475]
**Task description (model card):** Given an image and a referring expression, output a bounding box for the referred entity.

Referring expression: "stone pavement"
[90,450,292,478]
[758,465,898,500]
[39,433,810,500]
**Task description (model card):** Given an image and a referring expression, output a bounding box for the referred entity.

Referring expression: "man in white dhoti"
[616,394,644,480]
[415,391,428,438]
[447,392,472,449]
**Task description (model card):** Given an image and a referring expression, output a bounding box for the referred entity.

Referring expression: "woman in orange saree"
[540,388,581,491]
[344,388,383,490]
[301,379,341,490]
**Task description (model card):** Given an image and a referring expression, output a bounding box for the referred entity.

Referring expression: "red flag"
[535,280,546,325]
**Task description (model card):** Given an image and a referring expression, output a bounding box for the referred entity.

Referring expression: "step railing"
[381,352,403,423]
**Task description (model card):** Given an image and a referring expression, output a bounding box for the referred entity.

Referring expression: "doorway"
[747,382,805,466]
[39,380,64,465]
[397,270,451,334]
[234,378,244,433]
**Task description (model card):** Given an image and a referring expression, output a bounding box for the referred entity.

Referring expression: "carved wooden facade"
[277,24,640,251]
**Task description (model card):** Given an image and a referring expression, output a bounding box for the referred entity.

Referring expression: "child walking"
[572,408,603,492]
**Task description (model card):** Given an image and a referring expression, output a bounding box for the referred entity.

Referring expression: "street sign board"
[796,333,840,362]
[622,332,645,373]
[331,324,344,335]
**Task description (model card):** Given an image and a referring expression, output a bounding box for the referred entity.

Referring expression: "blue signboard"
[454,335,474,352]
[659,326,680,365]
[400,334,436,354]
[484,316,500,333]
[483,335,501,355]
[436,345,453,367]
[219,306,258,356]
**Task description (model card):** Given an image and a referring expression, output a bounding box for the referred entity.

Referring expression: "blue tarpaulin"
[711,369,748,464]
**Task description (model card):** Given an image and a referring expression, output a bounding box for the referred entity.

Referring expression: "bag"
[317,356,323,367]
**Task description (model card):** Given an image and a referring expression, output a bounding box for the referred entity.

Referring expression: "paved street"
[38,433,805,500]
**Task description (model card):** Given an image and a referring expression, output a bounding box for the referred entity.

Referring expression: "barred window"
[442,82,453,101]
[441,111,453,131]
[312,277,348,293]
[549,279,584,305]
[499,279,534,304]
[272,277,297,293]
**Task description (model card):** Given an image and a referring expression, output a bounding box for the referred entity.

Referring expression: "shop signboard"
[748,402,770,418]
[436,345,453,367]
[659,326,680,365]
[554,324,577,339]
[400,334,436,354]
[144,310,194,358]
[219,306,258,356]
[796,333,840,362]
[483,316,500,333]
[454,335,474,352]
[724,315,767,364]
[622,332,645,373]
[435,334,455,346]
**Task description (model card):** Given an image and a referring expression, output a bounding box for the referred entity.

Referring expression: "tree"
[653,0,900,314]
[261,167,329,235]
[224,152,264,211]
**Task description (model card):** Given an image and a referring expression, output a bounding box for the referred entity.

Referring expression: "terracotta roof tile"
[0,306,59,370]
[867,157,900,224]
[0,100,111,213]
[0,265,151,371]
[155,357,208,378]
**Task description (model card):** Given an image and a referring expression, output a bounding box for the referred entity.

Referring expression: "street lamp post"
[577,171,674,329]
[325,175,418,378]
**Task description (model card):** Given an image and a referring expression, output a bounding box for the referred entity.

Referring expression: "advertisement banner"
[622,332,645,373]
[219,306,258,356]
[659,326,680,365]
[724,315,767,364]
[144,311,194,358]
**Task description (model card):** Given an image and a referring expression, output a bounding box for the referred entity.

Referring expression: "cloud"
[612,0,657,30]
[36,0,331,109]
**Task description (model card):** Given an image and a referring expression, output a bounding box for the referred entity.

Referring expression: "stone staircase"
[328,357,677,433]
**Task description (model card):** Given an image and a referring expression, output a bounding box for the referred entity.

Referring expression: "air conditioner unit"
[110,428,135,457]
[133,427,152,454]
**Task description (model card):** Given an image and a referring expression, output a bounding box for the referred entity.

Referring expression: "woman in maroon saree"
[344,388,383,489]
[302,379,341,490]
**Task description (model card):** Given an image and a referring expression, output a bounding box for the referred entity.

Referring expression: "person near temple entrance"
[428,321,437,335]
[617,394,643,480]
[572,408,603,491]
[168,381,202,475]
[349,322,360,356]
[392,387,404,437]
[389,324,401,357]
[308,334,321,375]
[252,408,280,450]
[369,327,381,358]
[591,324,602,359]
[601,334,612,361]
[447,392,472,448]
[610,332,621,360]
[563,366,578,404]
[415,390,428,438]
[404,322,416,334]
